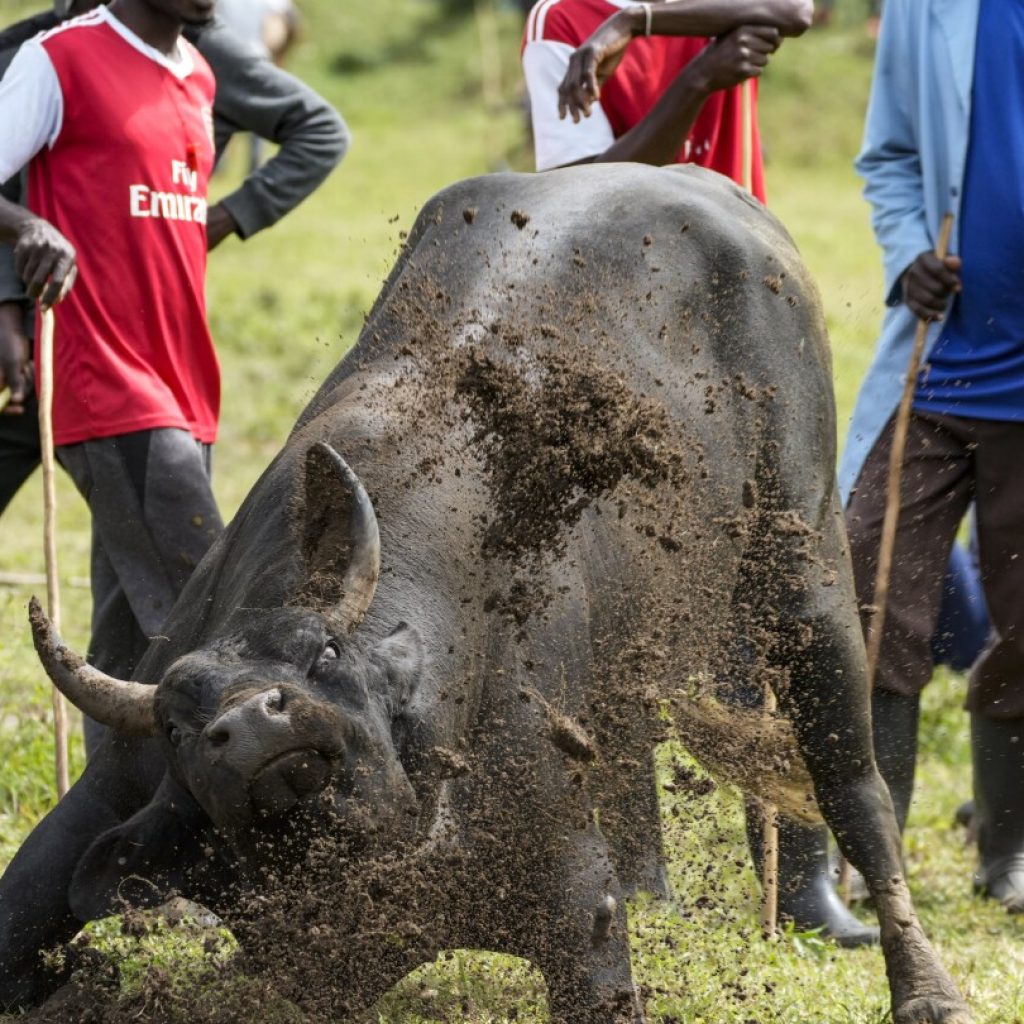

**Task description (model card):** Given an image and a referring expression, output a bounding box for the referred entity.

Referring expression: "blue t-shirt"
[914,0,1024,421]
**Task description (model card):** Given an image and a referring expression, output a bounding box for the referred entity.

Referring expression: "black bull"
[1,165,968,1023]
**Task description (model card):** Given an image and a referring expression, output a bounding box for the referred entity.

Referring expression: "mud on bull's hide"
[3,164,969,1024]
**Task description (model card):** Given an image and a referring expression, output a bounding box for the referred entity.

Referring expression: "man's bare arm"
[642,0,812,38]
[558,25,779,168]
[558,0,810,123]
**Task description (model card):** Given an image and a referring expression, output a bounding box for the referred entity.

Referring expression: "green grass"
[2,0,1023,1019]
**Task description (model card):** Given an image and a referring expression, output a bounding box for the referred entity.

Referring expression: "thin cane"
[837,212,955,904]
[38,304,70,798]
[739,76,779,936]
[865,212,956,683]
[759,685,780,939]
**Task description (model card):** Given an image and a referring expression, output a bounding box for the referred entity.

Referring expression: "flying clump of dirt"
[455,345,689,564]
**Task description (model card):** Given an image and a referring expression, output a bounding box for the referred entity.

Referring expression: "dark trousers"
[0,420,223,754]
[58,429,223,676]
[846,411,1024,717]
[0,397,42,515]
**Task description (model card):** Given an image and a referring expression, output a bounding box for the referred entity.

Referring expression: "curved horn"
[298,442,381,633]
[28,597,159,737]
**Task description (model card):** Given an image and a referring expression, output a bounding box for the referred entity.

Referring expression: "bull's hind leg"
[720,584,877,945]
[765,494,969,1024]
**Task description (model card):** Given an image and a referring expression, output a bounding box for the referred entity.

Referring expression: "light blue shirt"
[839,0,979,500]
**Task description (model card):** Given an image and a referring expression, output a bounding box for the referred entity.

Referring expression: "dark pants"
[0,396,43,515]
[58,428,223,671]
[54,429,222,753]
[846,411,1024,717]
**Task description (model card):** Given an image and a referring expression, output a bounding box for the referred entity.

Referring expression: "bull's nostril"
[266,688,286,714]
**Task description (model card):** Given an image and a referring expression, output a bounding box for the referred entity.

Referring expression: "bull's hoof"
[894,995,973,1024]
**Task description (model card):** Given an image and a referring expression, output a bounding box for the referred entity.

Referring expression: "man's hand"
[0,301,33,415]
[558,8,633,122]
[13,217,76,309]
[206,202,239,251]
[683,25,782,96]
[902,251,962,322]
[558,19,782,123]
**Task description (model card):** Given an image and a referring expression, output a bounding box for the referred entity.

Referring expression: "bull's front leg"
[0,737,158,1010]
[781,597,970,1024]
[521,821,644,1024]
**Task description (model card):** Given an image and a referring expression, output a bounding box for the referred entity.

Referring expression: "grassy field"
[1,0,1023,1019]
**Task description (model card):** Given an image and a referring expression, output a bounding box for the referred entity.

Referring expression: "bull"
[0,164,969,1023]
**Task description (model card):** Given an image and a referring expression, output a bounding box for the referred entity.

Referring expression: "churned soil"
[455,346,688,565]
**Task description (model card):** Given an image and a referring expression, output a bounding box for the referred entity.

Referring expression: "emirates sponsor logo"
[128,159,207,223]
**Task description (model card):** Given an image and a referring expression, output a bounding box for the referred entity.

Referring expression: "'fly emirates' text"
[128,158,207,224]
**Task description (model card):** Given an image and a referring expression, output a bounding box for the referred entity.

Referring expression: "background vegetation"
[1,0,1021,1018]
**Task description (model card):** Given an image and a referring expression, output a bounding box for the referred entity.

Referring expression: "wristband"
[640,1,653,36]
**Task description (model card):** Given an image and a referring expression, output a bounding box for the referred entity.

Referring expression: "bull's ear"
[68,775,212,921]
[293,442,382,634]
[371,623,424,716]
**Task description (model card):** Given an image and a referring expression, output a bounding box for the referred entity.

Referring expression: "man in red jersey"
[523,0,811,196]
[0,0,223,751]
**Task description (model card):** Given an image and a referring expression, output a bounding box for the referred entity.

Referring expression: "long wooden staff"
[864,212,955,683]
[740,79,754,194]
[837,212,955,903]
[759,686,780,938]
[38,305,69,798]
[739,77,779,936]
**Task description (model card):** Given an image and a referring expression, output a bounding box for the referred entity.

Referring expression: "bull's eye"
[167,725,183,747]
[321,640,341,662]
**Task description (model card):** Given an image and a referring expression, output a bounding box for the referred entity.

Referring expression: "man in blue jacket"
[845,0,1024,911]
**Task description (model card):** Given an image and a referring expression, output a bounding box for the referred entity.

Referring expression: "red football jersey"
[29,12,219,446]
[524,0,766,201]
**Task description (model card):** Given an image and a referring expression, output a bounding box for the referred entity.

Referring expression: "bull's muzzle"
[205,687,340,818]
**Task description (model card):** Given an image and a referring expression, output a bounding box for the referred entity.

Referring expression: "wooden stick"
[737,74,776,934]
[38,305,70,799]
[760,686,779,939]
[864,214,954,683]
[474,0,503,170]
[838,212,955,905]
[740,80,753,194]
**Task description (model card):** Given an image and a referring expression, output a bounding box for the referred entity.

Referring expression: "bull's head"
[29,443,424,916]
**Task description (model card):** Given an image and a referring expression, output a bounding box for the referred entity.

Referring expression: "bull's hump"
[420,164,792,269]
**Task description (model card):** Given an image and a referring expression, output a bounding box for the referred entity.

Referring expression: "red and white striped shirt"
[0,7,219,446]
[522,0,766,201]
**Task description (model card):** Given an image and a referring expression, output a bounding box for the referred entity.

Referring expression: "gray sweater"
[0,11,349,311]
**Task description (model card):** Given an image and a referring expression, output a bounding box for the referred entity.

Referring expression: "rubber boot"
[971,715,1024,912]
[747,812,879,947]
[872,689,920,833]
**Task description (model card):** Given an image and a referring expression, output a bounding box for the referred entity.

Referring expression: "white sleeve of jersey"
[0,41,63,185]
[523,39,615,172]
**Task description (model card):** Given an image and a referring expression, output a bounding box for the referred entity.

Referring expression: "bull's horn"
[28,597,159,737]
[297,442,381,633]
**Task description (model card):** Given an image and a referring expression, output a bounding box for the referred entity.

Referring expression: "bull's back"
[294,165,837,656]
[302,165,832,448]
